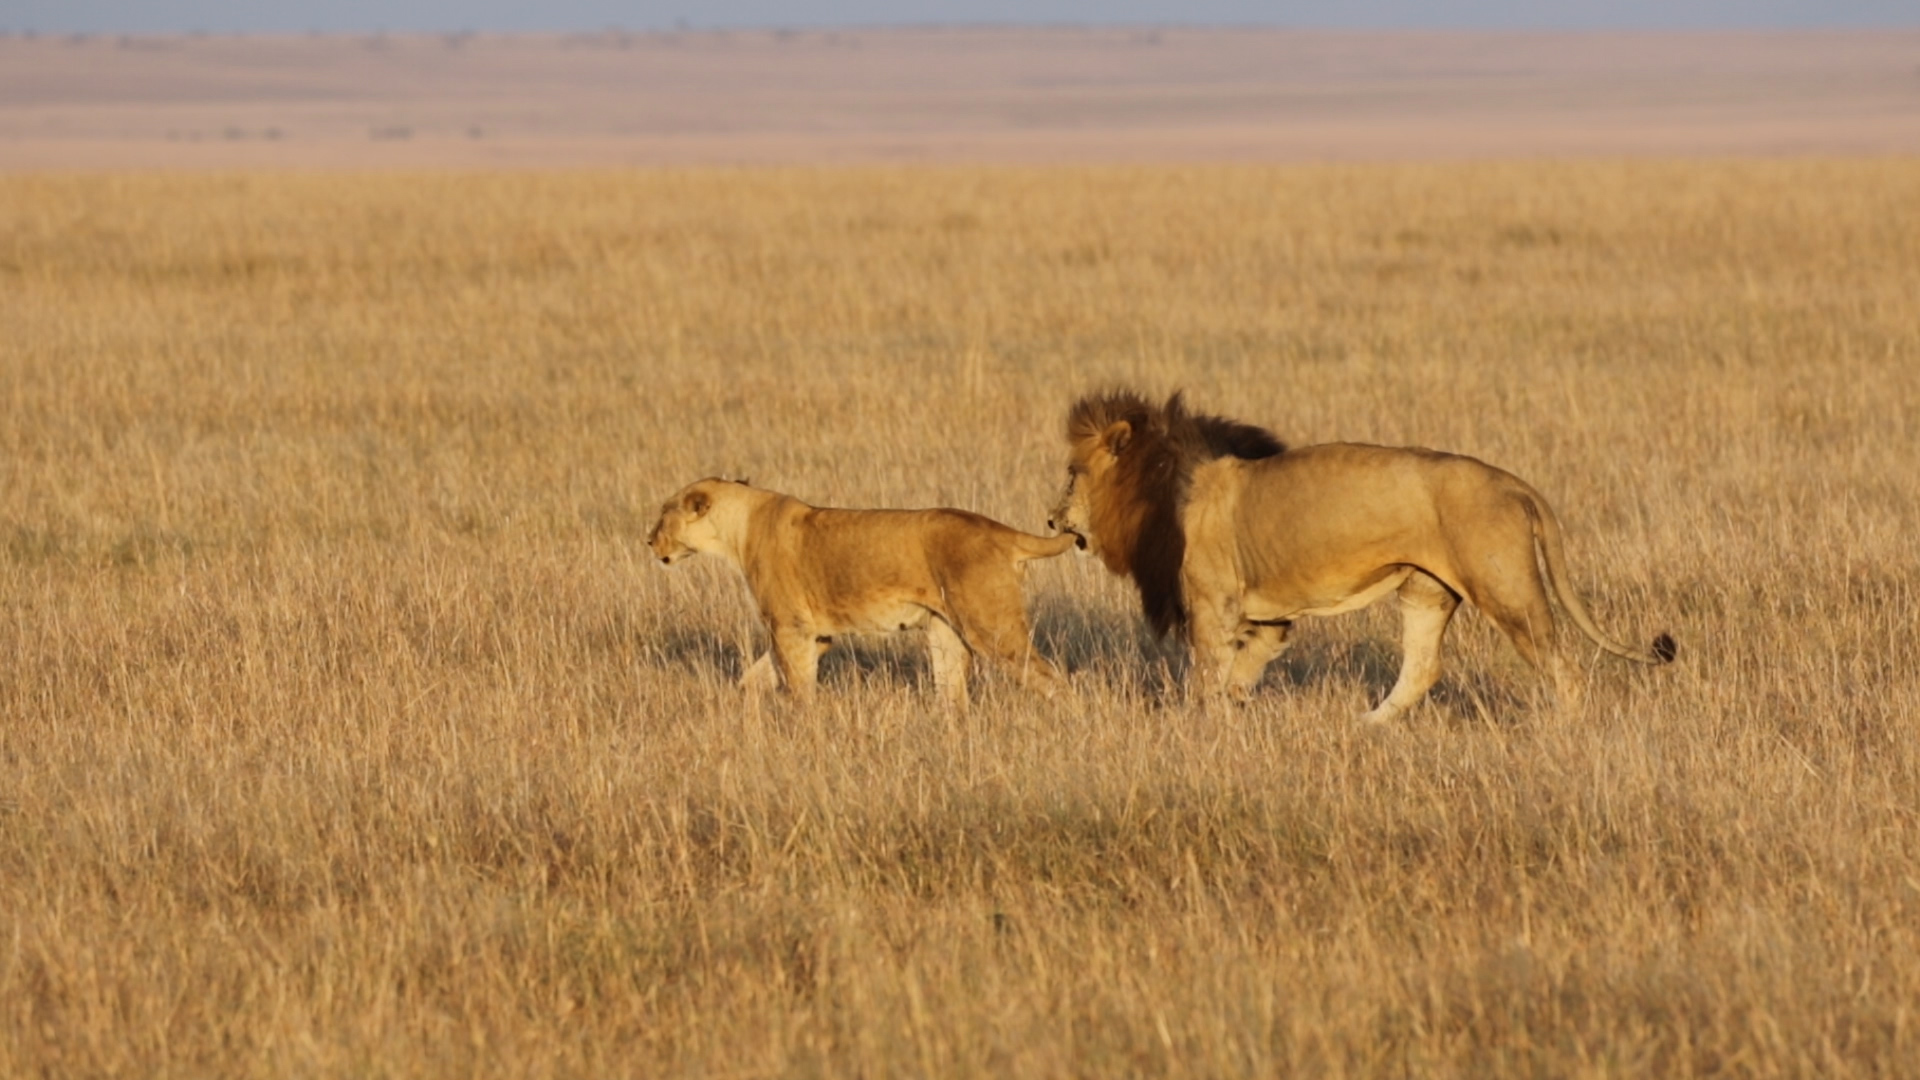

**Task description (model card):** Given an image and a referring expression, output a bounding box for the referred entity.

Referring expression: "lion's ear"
[1103,420,1133,456]
[685,491,711,516]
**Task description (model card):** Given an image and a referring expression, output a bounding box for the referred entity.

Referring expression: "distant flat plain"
[4,27,1919,168]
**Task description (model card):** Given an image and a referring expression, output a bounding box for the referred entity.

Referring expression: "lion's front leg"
[1183,596,1244,701]
[1226,620,1290,700]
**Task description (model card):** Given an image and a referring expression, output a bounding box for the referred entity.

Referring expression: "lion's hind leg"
[1459,555,1576,711]
[1359,570,1460,725]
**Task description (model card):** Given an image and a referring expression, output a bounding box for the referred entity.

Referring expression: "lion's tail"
[1011,531,1080,563]
[1522,488,1677,666]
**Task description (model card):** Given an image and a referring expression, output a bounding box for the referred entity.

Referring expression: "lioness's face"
[646,485,719,566]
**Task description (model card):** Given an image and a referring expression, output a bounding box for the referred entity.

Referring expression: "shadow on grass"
[641,605,1535,725]
[1426,669,1534,729]
[1031,600,1185,702]
[642,626,746,683]
[1032,612,1540,727]
[1279,637,1535,727]
[641,625,933,692]
[819,636,928,691]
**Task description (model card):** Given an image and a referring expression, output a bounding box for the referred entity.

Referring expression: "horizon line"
[6,20,1919,37]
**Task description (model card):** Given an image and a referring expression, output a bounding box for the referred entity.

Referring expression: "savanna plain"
[3,161,1918,1077]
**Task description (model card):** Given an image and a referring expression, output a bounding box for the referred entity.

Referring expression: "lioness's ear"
[685,491,711,516]
[1102,420,1133,456]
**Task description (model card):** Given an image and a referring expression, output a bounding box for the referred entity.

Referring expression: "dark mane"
[1065,389,1286,636]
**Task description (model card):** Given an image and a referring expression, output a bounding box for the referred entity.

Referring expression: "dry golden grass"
[2,161,1918,1077]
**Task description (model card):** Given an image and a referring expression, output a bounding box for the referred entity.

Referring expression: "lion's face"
[1051,420,1133,555]
[1050,418,1149,574]
[647,485,721,566]
[1047,465,1095,553]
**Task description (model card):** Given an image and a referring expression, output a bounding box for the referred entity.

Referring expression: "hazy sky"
[9,0,1917,34]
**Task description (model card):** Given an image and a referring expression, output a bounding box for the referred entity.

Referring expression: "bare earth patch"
[3,27,1919,168]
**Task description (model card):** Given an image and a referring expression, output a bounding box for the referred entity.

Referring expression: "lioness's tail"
[1011,531,1080,563]
[1521,489,1677,666]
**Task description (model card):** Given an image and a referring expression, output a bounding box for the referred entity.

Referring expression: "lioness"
[1049,391,1675,723]
[648,478,1074,705]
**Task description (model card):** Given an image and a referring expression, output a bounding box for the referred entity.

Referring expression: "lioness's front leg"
[926,616,972,709]
[771,625,830,701]
[739,652,780,693]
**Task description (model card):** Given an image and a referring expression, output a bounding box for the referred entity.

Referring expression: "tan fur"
[648,478,1074,706]
[1051,392,1675,723]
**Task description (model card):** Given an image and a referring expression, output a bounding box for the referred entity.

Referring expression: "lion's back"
[1221,443,1534,574]
[1240,443,1520,510]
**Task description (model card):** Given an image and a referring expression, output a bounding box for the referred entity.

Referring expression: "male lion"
[1048,391,1675,723]
[648,478,1074,705]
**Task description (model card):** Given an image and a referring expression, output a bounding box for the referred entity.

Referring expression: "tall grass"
[3,161,1918,1077]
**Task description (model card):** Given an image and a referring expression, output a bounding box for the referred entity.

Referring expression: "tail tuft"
[1651,633,1677,664]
